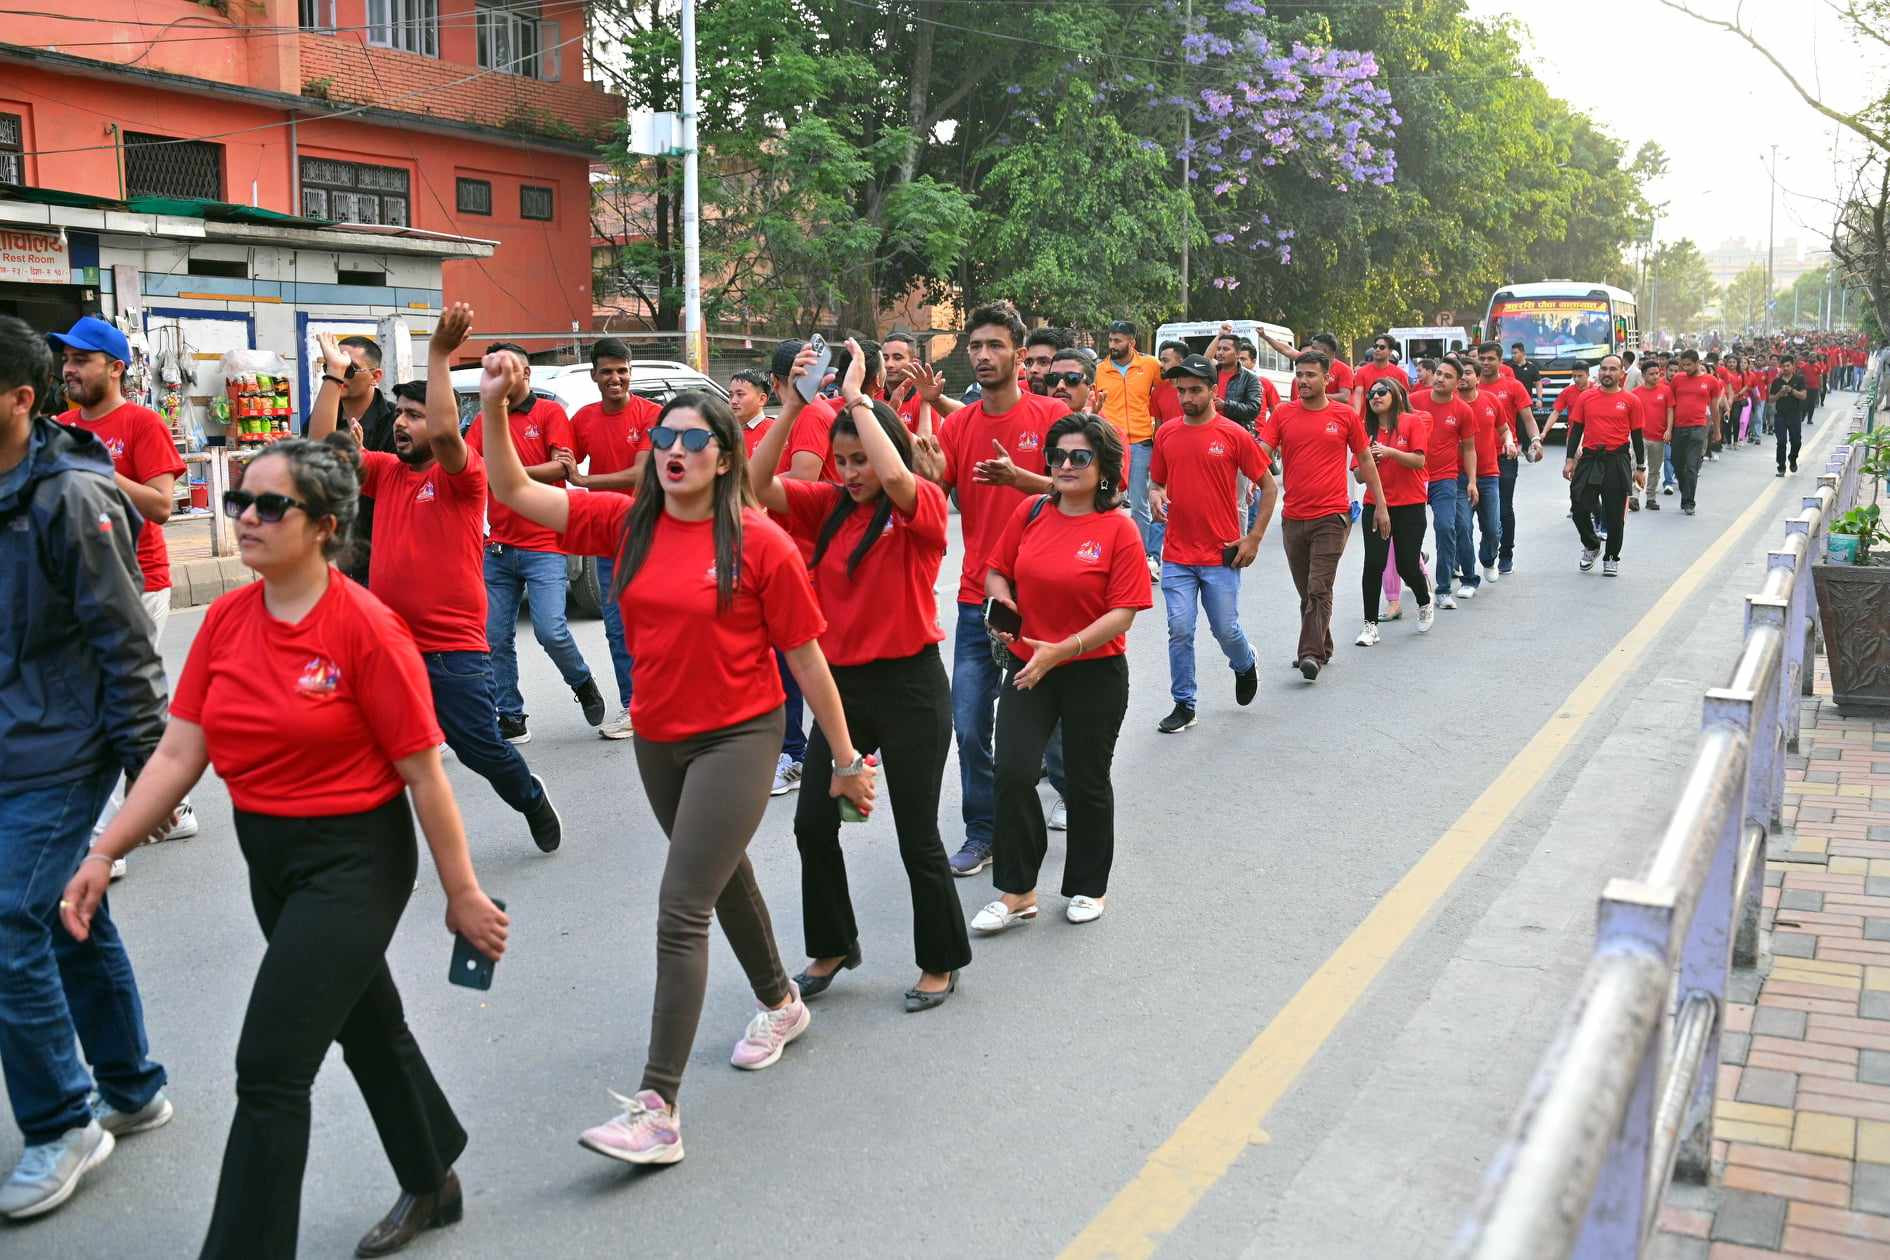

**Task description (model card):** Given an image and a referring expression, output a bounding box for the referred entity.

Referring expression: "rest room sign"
[0,227,69,284]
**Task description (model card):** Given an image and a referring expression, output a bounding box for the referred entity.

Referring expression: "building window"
[456,178,492,216]
[366,0,438,57]
[299,158,409,226]
[0,113,22,185]
[478,1,561,81]
[520,184,553,221]
[123,132,224,200]
[299,0,336,30]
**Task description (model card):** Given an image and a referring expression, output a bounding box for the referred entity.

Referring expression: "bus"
[1483,282,1639,435]
[1152,318,1297,402]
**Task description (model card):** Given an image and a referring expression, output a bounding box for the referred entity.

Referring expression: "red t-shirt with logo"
[466,397,574,551]
[1327,359,1355,396]
[1632,384,1674,440]
[357,450,489,653]
[936,391,1070,604]
[62,402,186,593]
[1359,411,1431,507]
[778,476,948,667]
[171,574,441,815]
[741,416,776,458]
[557,496,825,742]
[1353,361,1406,395]
[1457,389,1505,476]
[1486,374,1533,439]
[1668,371,1721,428]
[570,396,662,482]
[778,396,842,481]
[1422,393,1469,483]
[1259,400,1370,520]
[988,500,1151,662]
[1571,389,1644,449]
[1150,416,1266,565]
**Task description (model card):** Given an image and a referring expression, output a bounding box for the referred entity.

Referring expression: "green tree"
[1644,239,1717,334]
[1723,263,1771,332]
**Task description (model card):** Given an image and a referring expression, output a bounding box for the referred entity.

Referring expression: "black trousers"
[1668,427,1707,511]
[201,795,463,1260]
[993,655,1129,899]
[796,646,971,975]
[1361,502,1431,620]
[1775,412,1803,471]
[1497,454,1519,568]
[1571,447,1632,561]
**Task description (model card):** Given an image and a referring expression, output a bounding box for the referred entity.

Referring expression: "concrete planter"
[1812,558,1890,712]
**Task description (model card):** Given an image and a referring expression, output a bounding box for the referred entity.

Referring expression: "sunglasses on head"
[649,425,717,453]
[1046,448,1097,469]
[222,489,311,523]
[1045,371,1088,388]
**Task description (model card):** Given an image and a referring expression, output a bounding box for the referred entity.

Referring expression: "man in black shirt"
[1769,353,1809,476]
[1508,342,1543,395]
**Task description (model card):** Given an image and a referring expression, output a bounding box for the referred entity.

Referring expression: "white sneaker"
[1439,591,1458,610]
[971,900,1038,934]
[0,1122,113,1220]
[1602,558,1620,577]
[109,857,126,882]
[1047,798,1067,831]
[1482,565,1499,584]
[1066,895,1106,924]
[599,707,635,740]
[154,801,197,843]
[1457,584,1477,600]
[729,986,810,1071]
[1146,554,1162,582]
[1354,621,1380,647]
[1416,604,1435,633]
[1579,547,1599,572]
[770,754,803,796]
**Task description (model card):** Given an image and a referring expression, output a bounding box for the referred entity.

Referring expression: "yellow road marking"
[1061,423,1841,1260]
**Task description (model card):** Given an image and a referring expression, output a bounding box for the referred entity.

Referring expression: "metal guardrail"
[1452,434,1868,1260]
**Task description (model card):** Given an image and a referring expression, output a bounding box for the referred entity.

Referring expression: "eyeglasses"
[1046,448,1097,469]
[1374,344,1394,352]
[649,425,717,453]
[222,489,311,523]
[1369,385,1396,398]
[1045,371,1088,388]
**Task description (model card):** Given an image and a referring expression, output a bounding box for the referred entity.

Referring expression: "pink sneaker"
[730,985,810,1071]
[578,1090,683,1166]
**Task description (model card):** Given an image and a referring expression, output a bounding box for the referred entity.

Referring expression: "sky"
[1466,0,1888,261]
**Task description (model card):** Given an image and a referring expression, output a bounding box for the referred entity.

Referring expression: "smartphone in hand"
[449,898,505,991]
[796,334,832,403]
[1221,544,1240,567]
[983,596,1023,639]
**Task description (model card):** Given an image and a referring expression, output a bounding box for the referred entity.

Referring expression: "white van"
[1387,325,1473,367]
[1153,318,1297,397]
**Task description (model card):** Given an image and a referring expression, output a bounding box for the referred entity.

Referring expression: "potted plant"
[1813,500,1890,712]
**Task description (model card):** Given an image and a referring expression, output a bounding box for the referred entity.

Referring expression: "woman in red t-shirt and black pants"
[63,437,509,1259]
[971,413,1151,933]
[750,340,971,1011]
[475,355,875,1165]
[1352,379,1433,644]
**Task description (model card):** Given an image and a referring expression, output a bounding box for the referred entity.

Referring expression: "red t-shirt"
[557,497,825,742]
[466,397,574,551]
[170,574,441,815]
[1458,388,1505,476]
[936,391,1070,604]
[1422,393,1469,483]
[1803,360,1825,388]
[1327,359,1355,396]
[1259,400,1370,520]
[778,477,948,667]
[1668,371,1721,428]
[1359,411,1431,507]
[1570,389,1644,449]
[1632,384,1674,440]
[1497,362,1517,380]
[1259,375,1281,419]
[357,450,489,653]
[1353,361,1406,395]
[741,416,776,458]
[988,500,1152,662]
[778,396,842,481]
[1152,380,1183,426]
[63,402,185,593]
[1150,416,1266,566]
[1485,374,1533,439]
[1552,383,1591,421]
[570,396,661,482]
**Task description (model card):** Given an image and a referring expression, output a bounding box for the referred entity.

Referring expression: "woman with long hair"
[750,340,970,1011]
[474,355,875,1166]
[971,413,1151,933]
[62,437,509,1259]
[1353,378,1434,645]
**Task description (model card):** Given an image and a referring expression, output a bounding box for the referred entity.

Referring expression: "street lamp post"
[1765,144,1777,335]
[681,0,705,372]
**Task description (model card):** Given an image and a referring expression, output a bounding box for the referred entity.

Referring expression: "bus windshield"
[1489,297,1614,361]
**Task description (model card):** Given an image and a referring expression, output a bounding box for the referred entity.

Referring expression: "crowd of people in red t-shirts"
[1,297,1878,1250]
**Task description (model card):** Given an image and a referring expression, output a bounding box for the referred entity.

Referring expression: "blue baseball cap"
[48,316,130,364]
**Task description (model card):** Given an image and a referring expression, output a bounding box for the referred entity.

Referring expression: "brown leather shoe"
[355,1169,462,1257]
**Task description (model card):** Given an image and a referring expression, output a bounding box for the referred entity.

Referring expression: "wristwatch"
[833,753,868,777]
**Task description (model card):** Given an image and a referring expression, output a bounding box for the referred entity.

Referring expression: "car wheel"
[566,554,605,619]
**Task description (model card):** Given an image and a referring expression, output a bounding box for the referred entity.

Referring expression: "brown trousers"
[1282,513,1350,664]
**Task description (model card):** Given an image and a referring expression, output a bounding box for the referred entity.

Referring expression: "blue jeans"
[952,603,1064,848]
[1472,474,1502,577]
[776,650,807,763]
[1128,440,1164,559]
[1428,477,1468,596]
[1663,450,1678,488]
[1162,563,1255,706]
[0,769,166,1144]
[594,555,635,711]
[483,544,595,720]
[424,651,544,815]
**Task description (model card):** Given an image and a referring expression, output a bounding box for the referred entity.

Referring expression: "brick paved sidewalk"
[1654,660,1890,1259]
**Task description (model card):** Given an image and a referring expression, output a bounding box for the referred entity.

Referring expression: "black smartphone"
[1222,544,1240,567]
[449,897,505,991]
[983,596,1023,639]
[796,334,831,403]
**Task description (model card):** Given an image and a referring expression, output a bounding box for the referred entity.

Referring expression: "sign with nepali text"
[0,227,70,284]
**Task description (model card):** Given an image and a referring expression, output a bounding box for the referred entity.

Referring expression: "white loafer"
[971,900,1037,934]
[1066,895,1106,924]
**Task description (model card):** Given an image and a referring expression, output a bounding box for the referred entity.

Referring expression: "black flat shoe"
[792,942,862,999]
[904,971,958,1013]
[356,1169,462,1257]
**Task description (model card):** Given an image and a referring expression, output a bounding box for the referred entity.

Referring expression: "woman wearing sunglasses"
[748,340,971,1012]
[475,353,875,1166]
[62,437,509,1258]
[972,413,1151,933]
[1353,379,1434,645]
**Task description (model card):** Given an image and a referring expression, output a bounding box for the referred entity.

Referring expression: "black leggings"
[1361,502,1431,621]
[795,646,970,975]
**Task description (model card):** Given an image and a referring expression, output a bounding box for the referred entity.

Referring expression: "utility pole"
[1766,144,1778,334]
[1178,0,1191,320]
[681,0,705,372]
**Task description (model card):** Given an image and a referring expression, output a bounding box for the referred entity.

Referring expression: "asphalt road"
[3,406,1850,1258]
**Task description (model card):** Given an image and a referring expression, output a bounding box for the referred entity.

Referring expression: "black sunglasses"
[1369,384,1396,397]
[1045,371,1088,388]
[649,425,717,453]
[223,489,311,523]
[1046,448,1098,469]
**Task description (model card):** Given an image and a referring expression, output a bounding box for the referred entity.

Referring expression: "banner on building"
[0,227,70,284]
